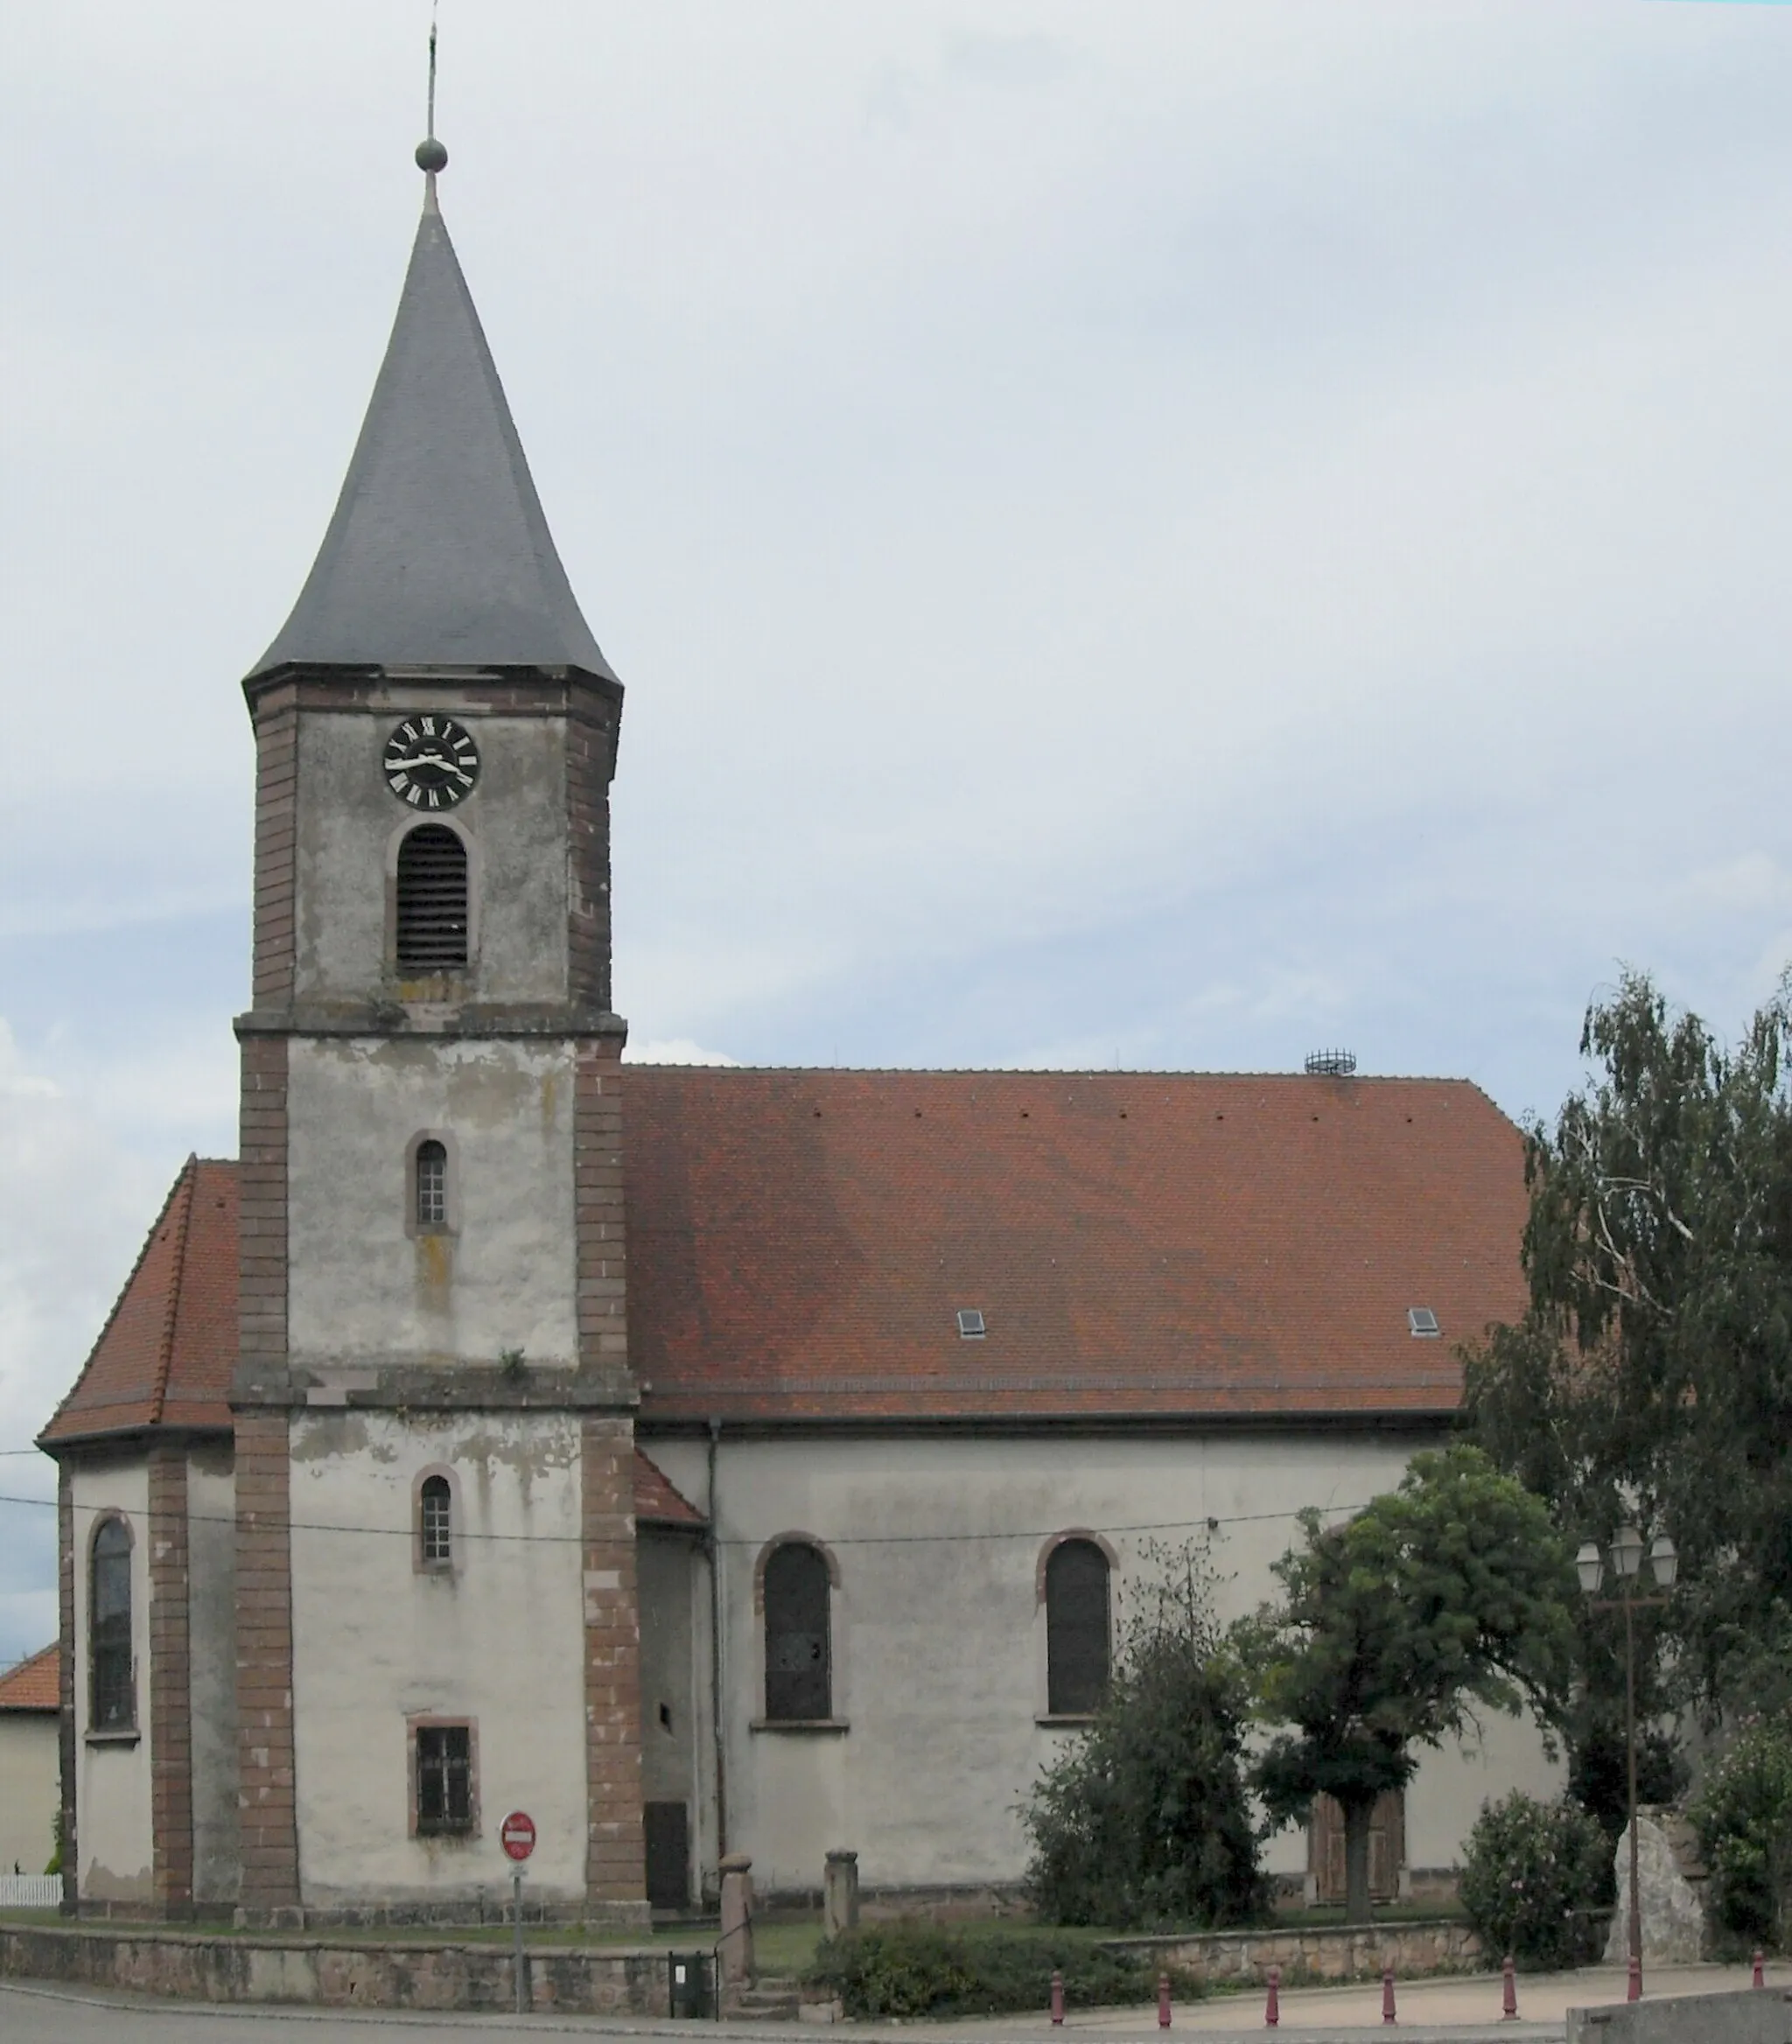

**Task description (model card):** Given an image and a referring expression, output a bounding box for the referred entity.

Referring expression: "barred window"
[1046,1538,1110,1717]
[416,1723,472,1834]
[90,1517,134,1732]
[764,1544,832,1723]
[420,1474,452,1565]
[415,1139,448,1228]
[396,825,469,970]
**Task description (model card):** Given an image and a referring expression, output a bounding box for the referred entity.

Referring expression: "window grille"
[416,1723,472,1833]
[416,1140,448,1228]
[396,825,469,970]
[1045,1538,1110,1716]
[90,1517,134,1732]
[420,1474,452,1565]
[763,1544,832,1722]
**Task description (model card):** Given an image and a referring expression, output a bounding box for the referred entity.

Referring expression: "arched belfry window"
[396,825,469,970]
[419,1474,452,1566]
[90,1516,135,1732]
[764,1543,832,1722]
[1046,1537,1110,1717]
[415,1139,448,1228]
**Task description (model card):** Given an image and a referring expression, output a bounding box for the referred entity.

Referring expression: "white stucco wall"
[288,1409,589,1907]
[294,710,572,1007]
[0,1712,59,1877]
[69,1458,153,1904]
[286,1036,578,1370]
[187,1444,239,1905]
[646,1430,1563,1898]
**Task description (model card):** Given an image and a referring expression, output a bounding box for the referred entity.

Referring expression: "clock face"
[383,715,480,810]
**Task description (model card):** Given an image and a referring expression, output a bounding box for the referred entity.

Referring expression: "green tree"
[1464,971,1792,1723]
[1022,1540,1268,1928]
[1247,1446,1576,1924]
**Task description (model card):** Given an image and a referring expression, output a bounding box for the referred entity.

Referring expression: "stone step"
[731,1977,804,2020]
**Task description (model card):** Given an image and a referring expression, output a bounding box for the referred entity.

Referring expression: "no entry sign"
[500,1810,536,1862]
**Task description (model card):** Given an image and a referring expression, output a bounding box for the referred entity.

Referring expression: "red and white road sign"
[500,1810,536,1862]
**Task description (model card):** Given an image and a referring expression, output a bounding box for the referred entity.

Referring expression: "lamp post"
[1576,1529,1677,2002]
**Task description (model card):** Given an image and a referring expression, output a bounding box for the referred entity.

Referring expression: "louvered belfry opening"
[396,824,469,970]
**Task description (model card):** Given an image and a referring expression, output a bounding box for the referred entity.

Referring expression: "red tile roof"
[39,1070,1530,1446]
[0,1643,58,1712]
[39,1158,238,1446]
[626,1069,1528,1423]
[634,1449,705,1527]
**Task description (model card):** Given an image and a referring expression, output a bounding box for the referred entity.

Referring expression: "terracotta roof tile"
[634,1449,705,1527]
[0,1643,59,1712]
[39,1158,238,1446]
[626,1069,1528,1423]
[39,1070,1530,1445]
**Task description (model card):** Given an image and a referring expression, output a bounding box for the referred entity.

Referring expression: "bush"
[1459,1792,1610,1971]
[1023,1541,1268,1928]
[805,1921,1181,2019]
[1690,1710,1792,1953]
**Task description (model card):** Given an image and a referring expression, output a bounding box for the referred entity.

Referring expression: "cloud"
[623,1039,741,1067]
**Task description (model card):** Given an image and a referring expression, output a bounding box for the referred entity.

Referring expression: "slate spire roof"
[251,168,614,681]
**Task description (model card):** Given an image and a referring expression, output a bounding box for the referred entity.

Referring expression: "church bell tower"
[230,136,646,1920]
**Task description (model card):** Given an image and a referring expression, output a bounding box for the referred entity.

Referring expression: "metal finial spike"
[427,2,438,137]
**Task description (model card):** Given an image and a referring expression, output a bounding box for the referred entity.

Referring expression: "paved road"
[3,1963,1785,2044]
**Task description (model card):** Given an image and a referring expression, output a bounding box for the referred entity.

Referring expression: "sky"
[5,0,1792,1665]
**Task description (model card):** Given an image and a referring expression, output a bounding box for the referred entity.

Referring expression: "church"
[38,136,1558,1925]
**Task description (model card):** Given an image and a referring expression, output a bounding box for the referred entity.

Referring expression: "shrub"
[1023,1541,1268,1928]
[1690,1710,1792,1953]
[805,1921,1181,2019]
[1459,1791,1610,1971]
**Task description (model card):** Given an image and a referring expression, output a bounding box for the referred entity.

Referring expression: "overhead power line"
[0,1491,1362,1549]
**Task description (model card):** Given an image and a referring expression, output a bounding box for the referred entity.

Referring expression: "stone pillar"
[824,1850,859,1938]
[718,1852,754,1987]
[581,1414,647,1918]
[148,1443,195,1918]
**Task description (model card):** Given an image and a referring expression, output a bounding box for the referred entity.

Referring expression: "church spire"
[250,136,614,682]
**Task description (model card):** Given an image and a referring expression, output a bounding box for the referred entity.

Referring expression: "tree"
[1023,1540,1268,1928]
[1246,1446,1576,1923]
[1464,970,1792,1721]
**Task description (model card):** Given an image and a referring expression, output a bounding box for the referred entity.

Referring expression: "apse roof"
[39,1158,238,1446]
[250,177,613,681]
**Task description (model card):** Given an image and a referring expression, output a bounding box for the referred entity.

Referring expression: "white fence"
[0,1873,60,1909]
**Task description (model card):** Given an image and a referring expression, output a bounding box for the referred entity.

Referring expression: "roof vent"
[1408,1306,1440,1338]
[1305,1049,1357,1077]
[956,1309,986,1340]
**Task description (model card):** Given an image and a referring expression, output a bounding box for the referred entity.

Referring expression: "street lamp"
[1578,1528,1677,2002]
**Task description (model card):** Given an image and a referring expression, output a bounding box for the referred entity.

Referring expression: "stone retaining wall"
[0,1920,674,2014]
[1104,1917,1485,1985]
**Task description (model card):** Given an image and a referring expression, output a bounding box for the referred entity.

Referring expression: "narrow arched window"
[1046,1538,1110,1716]
[396,825,469,970]
[90,1517,135,1732]
[415,1139,448,1228]
[764,1544,831,1722]
[419,1474,452,1566]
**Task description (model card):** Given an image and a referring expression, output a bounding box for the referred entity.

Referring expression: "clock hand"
[391,752,472,783]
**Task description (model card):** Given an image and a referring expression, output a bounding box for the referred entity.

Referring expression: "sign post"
[500,1811,537,2016]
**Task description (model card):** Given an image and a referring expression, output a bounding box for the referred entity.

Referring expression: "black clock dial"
[383,716,480,809]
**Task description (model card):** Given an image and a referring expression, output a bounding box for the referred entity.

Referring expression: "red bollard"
[1753,1950,1765,1989]
[1627,1953,1642,2003]
[1050,1968,1064,2026]
[1158,1970,1172,2028]
[1264,1964,1280,2026]
[1502,1953,1517,2020]
[1382,1964,1396,2024]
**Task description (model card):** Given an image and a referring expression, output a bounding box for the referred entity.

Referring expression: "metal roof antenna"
[416,2,448,208]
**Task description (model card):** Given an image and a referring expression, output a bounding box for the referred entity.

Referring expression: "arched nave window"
[1045,1536,1110,1717]
[763,1542,833,1722]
